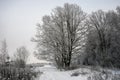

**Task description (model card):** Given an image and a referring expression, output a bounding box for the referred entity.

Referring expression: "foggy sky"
[0,0,119,56]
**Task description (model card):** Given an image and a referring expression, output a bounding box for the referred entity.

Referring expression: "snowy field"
[35,65,88,80]
[34,65,120,80]
[26,55,120,80]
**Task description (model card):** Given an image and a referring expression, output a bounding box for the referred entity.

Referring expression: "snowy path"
[35,65,89,80]
[39,71,88,80]
[35,65,120,80]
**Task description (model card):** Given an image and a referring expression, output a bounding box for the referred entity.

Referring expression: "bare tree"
[0,39,9,65]
[84,7,120,68]
[14,46,29,68]
[32,3,87,69]
[88,10,108,65]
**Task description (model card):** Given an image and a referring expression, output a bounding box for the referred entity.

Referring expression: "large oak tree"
[32,3,87,69]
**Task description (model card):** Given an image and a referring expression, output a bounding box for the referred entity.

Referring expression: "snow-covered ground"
[34,65,120,80]
[35,65,88,80]
[26,53,120,80]
[27,54,120,80]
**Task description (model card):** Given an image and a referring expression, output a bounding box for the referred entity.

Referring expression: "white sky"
[0,0,120,57]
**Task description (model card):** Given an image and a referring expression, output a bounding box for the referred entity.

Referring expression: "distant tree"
[14,46,29,68]
[34,50,53,61]
[32,3,87,69]
[0,39,9,65]
[116,6,120,15]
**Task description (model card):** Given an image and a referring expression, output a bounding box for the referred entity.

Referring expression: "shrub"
[14,59,26,68]
[71,71,80,76]
[88,71,120,80]
[0,66,38,80]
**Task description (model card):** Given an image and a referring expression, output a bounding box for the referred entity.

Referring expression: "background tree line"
[0,40,38,80]
[32,3,120,69]
[0,39,29,68]
[84,7,120,68]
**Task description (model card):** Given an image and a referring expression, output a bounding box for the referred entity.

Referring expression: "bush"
[0,66,38,80]
[71,71,80,76]
[87,72,120,80]
[14,59,26,68]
